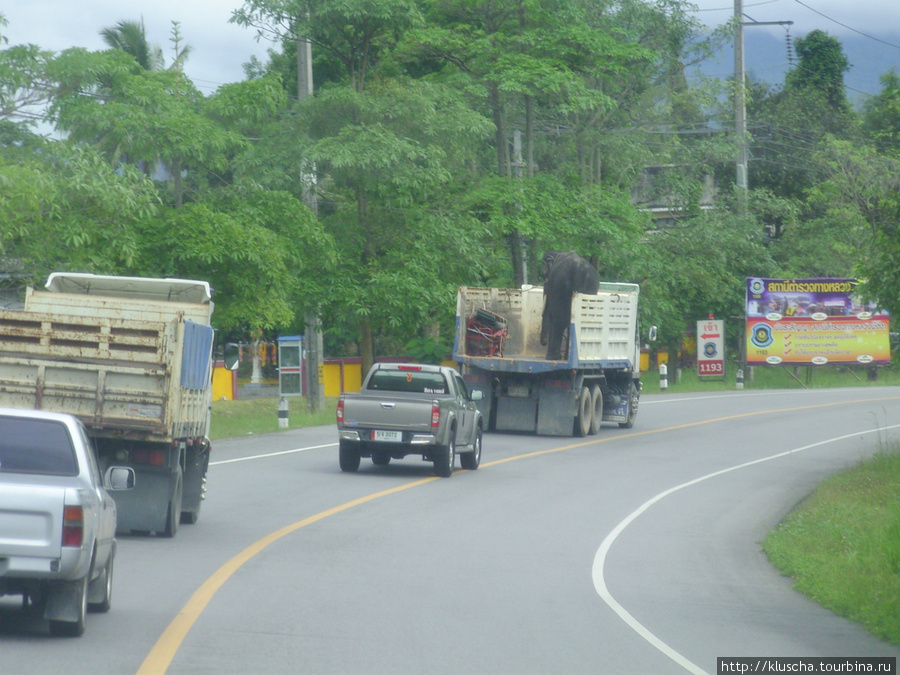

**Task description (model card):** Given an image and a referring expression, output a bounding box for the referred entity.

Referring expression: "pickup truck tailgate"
[344,397,435,432]
[0,483,64,563]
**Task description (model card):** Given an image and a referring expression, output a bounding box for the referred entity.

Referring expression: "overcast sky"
[2,0,898,95]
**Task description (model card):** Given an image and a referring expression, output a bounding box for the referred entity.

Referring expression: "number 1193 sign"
[697,319,725,378]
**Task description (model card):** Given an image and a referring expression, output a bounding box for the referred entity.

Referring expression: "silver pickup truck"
[0,407,133,636]
[336,363,484,477]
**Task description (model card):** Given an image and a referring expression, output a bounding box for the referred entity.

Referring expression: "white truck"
[453,283,646,436]
[0,273,218,537]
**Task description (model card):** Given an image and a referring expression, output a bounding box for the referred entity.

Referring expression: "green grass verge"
[641,362,900,394]
[209,397,338,441]
[763,447,900,645]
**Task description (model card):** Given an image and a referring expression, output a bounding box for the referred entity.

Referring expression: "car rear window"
[367,370,449,395]
[0,416,79,476]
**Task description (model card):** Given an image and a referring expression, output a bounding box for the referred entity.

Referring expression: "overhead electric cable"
[791,0,900,50]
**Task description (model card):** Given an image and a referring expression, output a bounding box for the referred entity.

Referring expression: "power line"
[790,0,900,50]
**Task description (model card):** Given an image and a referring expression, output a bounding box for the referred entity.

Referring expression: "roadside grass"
[209,397,338,440]
[640,362,900,394]
[763,446,900,645]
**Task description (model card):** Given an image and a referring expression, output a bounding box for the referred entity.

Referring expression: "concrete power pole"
[297,31,325,411]
[734,0,749,214]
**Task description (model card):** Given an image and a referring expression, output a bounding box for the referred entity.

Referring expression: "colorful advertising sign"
[745,278,890,366]
[697,319,725,377]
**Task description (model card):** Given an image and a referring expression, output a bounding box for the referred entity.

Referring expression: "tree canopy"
[1,8,898,366]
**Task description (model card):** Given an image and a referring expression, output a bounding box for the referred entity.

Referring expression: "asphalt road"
[3,387,900,674]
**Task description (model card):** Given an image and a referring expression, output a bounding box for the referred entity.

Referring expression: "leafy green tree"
[862,70,900,158]
[0,15,55,127]
[799,137,900,314]
[48,49,243,207]
[747,30,856,203]
[132,181,335,333]
[0,144,159,286]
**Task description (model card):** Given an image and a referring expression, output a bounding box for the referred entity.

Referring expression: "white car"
[0,407,133,636]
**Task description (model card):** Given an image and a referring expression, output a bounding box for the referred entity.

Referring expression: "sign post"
[697,318,725,379]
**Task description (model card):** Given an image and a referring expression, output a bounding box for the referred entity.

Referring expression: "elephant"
[540,250,600,360]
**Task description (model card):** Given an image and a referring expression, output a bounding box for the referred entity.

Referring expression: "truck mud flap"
[113,470,175,534]
[495,396,537,433]
[537,388,576,436]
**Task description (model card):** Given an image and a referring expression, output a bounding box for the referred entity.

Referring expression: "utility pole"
[734,0,748,214]
[297,28,325,411]
[512,128,528,284]
[734,0,793,216]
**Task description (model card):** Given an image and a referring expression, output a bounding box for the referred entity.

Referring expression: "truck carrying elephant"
[540,251,600,360]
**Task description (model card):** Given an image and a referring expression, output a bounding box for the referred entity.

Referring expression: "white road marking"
[210,443,336,465]
[591,423,900,675]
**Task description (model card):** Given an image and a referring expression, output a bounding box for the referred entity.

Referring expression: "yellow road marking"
[137,394,900,673]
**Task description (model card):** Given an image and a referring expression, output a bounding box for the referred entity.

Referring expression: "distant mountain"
[690,31,900,107]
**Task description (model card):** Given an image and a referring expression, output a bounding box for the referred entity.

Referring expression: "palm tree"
[100,18,166,71]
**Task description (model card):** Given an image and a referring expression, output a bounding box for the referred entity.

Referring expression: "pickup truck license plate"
[372,430,402,442]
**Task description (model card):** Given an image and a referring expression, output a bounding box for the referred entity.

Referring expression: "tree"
[100,18,164,71]
[0,144,159,286]
[748,31,856,202]
[862,70,900,158]
[0,15,55,126]
[131,181,334,334]
[48,49,244,207]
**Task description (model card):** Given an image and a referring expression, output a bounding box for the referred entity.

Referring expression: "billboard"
[745,278,890,366]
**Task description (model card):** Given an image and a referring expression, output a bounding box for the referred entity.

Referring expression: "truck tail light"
[132,449,166,466]
[336,399,344,423]
[431,403,440,428]
[62,506,83,548]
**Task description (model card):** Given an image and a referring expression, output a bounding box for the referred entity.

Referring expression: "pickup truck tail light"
[431,403,440,428]
[336,399,345,423]
[62,505,84,548]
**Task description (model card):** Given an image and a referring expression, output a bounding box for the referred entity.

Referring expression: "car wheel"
[88,548,114,613]
[371,450,391,466]
[49,576,88,637]
[339,440,361,472]
[434,430,456,477]
[618,382,639,428]
[573,386,591,437]
[460,427,482,471]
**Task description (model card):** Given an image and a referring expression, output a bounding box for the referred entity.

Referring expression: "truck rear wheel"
[434,431,456,477]
[163,473,182,538]
[589,385,603,435]
[339,440,361,472]
[574,386,591,437]
[618,382,639,428]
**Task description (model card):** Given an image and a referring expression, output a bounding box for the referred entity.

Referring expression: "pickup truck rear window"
[0,417,79,476]
[367,371,449,395]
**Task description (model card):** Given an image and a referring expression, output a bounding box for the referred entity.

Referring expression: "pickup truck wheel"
[573,386,591,437]
[434,431,456,478]
[49,576,87,637]
[618,382,639,428]
[339,440,361,472]
[88,549,114,613]
[459,427,482,471]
